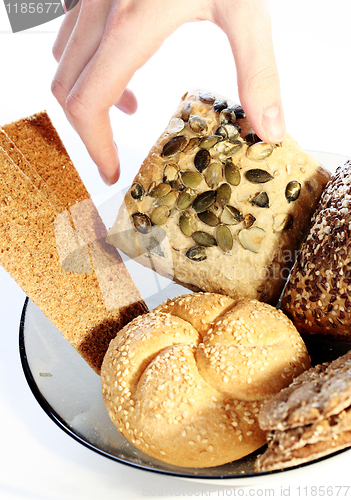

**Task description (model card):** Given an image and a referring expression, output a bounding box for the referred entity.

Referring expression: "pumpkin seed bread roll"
[282,161,351,341]
[0,113,147,373]
[101,292,310,468]
[107,90,330,305]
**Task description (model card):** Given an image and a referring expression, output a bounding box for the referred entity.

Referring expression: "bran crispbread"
[3,111,88,208]
[0,113,148,373]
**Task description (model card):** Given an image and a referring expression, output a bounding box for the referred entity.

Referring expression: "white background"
[1,1,351,498]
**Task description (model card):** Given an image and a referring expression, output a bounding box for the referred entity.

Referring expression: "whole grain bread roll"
[107,89,330,305]
[282,161,351,341]
[101,292,310,468]
[254,351,351,471]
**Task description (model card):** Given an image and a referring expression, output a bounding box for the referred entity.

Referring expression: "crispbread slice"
[258,351,351,431]
[0,127,64,212]
[267,406,351,452]
[0,142,147,374]
[254,428,351,472]
[3,111,89,208]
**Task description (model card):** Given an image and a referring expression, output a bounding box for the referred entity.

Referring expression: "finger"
[52,0,112,108]
[114,87,138,115]
[64,0,200,184]
[52,0,81,62]
[215,0,285,144]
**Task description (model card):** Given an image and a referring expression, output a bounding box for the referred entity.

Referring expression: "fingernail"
[262,106,286,143]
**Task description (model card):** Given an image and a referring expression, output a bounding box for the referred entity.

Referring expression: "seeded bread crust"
[254,351,351,471]
[101,292,310,468]
[254,428,351,472]
[107,90,330,305]
[282,161,351,340]
[0,112,148,373]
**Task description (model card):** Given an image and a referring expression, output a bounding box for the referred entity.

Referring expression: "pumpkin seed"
[189,115,208,133]
[170,177,185,191]
[251,192,269,208]
[194,149,211,172]
[245,130,261,145]
[161,135,188,156]
[132,213,152,234]
[181,103,192,122]
[238,227,265,253]
[198,210,219,227]
[149,182,172,198]
[150,206,170,225]
[215,140,244,160]
[217,123,240,141]
[179,212,195,237]
[192,190,216,213]
[147,237,165,258]
[273,213,293,232]
[216,224,233,253]
[219,108,237,125]
[163,163,179,184]
[225,160,241,186]
[182,137,200,154]
[130,182,144,200]
[180,171,203,189]
[192,231,217,247]
[147,181,156,194]
[205,162,223,189]
[220,205,243,225]
[156,190,178,207]
[216,125,228,141]
[245,169,274,184]
[199,135,221,150]
[285,181,301,203]
[230,104,245,120]
[199,92,216,104]
[246,142,275,161]
[213,99,228,113]
[177,189,196,210]
[243,213,256,229]
[186,246,207,262]
[168,117,184,134]
[216,183,232,207]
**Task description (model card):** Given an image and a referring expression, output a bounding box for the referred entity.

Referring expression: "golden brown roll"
[101,292,311,468]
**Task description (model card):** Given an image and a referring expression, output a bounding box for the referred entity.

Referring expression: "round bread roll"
[101,292,311,468]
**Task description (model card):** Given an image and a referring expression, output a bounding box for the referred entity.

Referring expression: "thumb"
[216,0,285,143]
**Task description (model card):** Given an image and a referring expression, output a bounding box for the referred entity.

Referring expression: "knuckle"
[51,78,67,106]
[65,93,86,119]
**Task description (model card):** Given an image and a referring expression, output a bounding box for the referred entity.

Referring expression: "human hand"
[52,0,285,185]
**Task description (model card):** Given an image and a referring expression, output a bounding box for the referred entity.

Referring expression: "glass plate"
[19,151,351,482]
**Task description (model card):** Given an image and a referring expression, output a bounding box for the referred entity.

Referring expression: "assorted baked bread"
[254,350,351,471]
[282,161,351,341]
[2,98,351,473]
[0,112,147,374]
[107,89,330,305]
[101,292,310,468]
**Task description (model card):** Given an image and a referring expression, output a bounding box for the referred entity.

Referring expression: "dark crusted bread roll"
[282,161,351,341]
